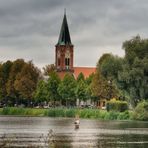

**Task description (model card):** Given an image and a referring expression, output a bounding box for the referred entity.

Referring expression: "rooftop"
[73,67,96,79]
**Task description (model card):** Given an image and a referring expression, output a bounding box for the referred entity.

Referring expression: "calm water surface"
[0,116,148,147]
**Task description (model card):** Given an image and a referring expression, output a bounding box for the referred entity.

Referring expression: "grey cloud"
[0,0,148,69]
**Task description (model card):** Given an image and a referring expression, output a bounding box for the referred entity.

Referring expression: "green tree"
[76,79,87,101]
[118,36,148,106]
[77,72,85,82]
[0,61,13,104]
[34,80,49,103]
[98,53,123,80]
[123,35,148,64]
[43,64,56,76]
[6,59,26,104]
[47,71,61,104]
[118,57,148,105]
[0,59,41,106]
[58,73,76,106]
[85,73,95,85]
[91,71,116,100]
[14,61,40,105]
[98,53,111,67]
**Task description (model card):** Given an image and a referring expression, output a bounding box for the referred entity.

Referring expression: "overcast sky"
[0,0,148,69]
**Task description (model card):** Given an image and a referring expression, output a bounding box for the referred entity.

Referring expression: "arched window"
[65,50,70,69]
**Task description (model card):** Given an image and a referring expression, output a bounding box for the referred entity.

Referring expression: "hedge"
[106,99,128,112]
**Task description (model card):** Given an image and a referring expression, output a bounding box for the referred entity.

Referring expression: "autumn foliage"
[0,59,41,106]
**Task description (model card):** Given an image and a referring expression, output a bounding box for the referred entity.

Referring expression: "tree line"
[92,35,148,107]
[0,35,147,107]
[34,71,94,107]
[0,59,95,107]
[0,59,41,106]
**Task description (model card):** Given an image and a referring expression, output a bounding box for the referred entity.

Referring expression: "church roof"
[57,13,72,46]
[73,67,96,78]
[56,67,96,79]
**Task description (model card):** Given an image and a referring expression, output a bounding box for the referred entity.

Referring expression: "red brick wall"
[55,45,74,71]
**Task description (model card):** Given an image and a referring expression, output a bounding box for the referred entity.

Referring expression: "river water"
[0,116,148,147]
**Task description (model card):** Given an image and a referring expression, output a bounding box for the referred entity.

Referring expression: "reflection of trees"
[121,134,148,148]
[53,133,73,148]
[97,133,148,148]
[51,118,73,147]
[96,134,117,147]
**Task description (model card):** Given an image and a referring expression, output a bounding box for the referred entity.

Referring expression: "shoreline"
[0,107,133,121]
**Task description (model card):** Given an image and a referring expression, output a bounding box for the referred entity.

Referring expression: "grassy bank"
[0,107,132,120]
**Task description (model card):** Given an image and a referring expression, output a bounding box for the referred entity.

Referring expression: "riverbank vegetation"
[106,99,128,112]
[0,36,148,120]
[0,107,132,120]
[132,101,148,121]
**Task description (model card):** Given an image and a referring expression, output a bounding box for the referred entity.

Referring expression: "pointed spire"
[64,8,66,15]
[57,10,72,45]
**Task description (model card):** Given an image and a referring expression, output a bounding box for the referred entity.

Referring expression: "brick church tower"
[55,12,74,77]
[55,12,96,79]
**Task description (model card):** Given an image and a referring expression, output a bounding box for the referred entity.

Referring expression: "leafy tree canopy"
[123,35,148,64]
[47,71,61,101]
[58,73,76,104]
[98,53,123,80]
[43,64,56,76]
[77,72,85,82]
[33,80,49,103]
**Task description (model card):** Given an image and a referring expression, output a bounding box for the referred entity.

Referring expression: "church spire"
[57,11,72,45]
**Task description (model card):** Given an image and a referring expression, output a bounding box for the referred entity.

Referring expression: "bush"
[104,111,119,120]
[132,100,148,121]
[2,107,25,115]
[106,99,128,112]
[117,110,130,120]
[0,108,2,115]
[65,109,76,117]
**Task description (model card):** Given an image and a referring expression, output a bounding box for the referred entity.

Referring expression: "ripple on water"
[0,117,148,147]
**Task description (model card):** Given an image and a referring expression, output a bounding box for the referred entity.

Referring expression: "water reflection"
[0,117,148,147]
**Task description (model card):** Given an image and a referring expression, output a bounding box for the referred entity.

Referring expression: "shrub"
[106,99,128,112]
[46,108,59,117]
[2,107,10,115]
[132,100,148,121]
[104,111,119,120]
[54,109,65,117]
[117,110,130,120]
[0,108,2,115]
[65,109,75,117]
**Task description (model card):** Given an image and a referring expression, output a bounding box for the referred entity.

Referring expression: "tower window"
[65,50,70,69]
[65,58,70,69]
[58,58,60,66]
[65,58,70,66]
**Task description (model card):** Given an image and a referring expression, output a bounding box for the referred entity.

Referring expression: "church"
[55,12,96,79]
